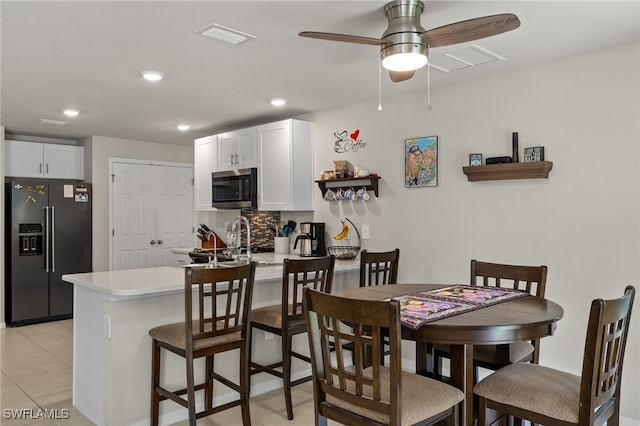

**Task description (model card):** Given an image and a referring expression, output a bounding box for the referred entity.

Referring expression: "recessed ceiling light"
[176,124,191,131]
[63,109,80,117]
[141,70,165,82]
[270,98,287,107]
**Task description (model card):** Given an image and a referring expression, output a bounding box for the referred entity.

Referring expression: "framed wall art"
[405,136,438,187]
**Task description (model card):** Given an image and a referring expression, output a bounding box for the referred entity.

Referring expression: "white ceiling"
[1,1,638,146]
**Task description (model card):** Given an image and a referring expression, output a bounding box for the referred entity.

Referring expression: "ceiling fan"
[299,0,520,82]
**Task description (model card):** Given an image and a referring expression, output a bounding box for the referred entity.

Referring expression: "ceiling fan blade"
[389,70,416,82]
[298,31,383,46]
[421,13,520,48]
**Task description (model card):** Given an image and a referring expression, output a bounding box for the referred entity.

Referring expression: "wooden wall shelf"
[315,175,381,197]
[462,161,553,182]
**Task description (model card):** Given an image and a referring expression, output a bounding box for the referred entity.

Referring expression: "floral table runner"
[394,285,529,329]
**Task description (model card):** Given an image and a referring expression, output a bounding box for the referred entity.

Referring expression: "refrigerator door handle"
[51,206,56,272]
[45,206,50,272]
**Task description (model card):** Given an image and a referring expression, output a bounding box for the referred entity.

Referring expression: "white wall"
[87,136,192,272]
[301,42,639,421]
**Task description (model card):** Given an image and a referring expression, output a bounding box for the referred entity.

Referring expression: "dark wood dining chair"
[360,248,400,287]
[149,263,256,426]
[474,285,635,426]
[304,287,464,426]
[357,249,400,364]
[249,256,335,421]
[423,259,548,380]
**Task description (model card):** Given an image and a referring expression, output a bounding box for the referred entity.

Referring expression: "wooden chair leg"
[415,343,428,376]
[240,344,251,426]
[151,340,161,426]
[282,333,294,420]
[205,355,214,409]
[186,354,197,426]
[435,351,444,379]
[248,325,256,383]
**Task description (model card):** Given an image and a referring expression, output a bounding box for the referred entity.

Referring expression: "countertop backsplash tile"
[241,209,281,251]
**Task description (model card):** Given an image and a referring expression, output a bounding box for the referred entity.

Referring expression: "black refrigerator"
[5,179,92,326]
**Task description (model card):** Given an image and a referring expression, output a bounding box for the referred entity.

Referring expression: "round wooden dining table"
[335,283,564,426]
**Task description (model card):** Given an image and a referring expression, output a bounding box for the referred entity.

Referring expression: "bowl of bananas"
[327,217,361,260]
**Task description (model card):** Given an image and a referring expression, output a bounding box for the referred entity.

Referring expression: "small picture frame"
[469,153,482,166]
[405,136,438,187]
[524,146,545,162]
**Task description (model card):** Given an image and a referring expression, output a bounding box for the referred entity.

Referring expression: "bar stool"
[249,256,335,420]
[149,263,256,426]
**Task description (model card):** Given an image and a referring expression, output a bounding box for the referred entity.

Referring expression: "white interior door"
[111,161,194,270]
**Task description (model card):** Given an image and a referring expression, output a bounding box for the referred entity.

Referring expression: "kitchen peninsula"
[63,253,360,426]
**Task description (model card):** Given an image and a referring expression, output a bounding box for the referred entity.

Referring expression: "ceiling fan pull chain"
[377,59,383,111]
[426,47,432,111]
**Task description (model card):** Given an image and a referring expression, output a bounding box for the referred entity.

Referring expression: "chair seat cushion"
[149,320,243,351]
[328,366,463,426]
[474,362,581,424]
[251,304,306,331]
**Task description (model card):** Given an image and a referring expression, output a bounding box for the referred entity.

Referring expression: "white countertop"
[63,253,359,298]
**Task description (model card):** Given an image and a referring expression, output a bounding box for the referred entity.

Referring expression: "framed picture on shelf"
[405,136,438,187]
[524,146,545,162]
[469,153,482,166]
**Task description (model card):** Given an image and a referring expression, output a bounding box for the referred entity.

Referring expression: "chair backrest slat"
[580,285,635,425]
[360,249,400,288]
[471,259,547,298]
[185,264,256,345]
[304,287,402,425]
[282,256,335,325]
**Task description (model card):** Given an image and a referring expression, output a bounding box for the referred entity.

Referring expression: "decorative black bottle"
[512,132,519,163]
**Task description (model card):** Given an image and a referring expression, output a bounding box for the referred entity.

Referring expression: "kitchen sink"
[185,259,280,269]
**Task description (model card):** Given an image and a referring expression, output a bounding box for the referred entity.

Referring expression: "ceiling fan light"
[270,98,287,107]
[141,70,164,82]
[382,51,428,72]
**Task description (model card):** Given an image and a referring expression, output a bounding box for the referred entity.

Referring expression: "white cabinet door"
[217,127,257,171]
[235,127,257,169]
[257,119,313,211]
[44,144,84,179]
[217,132,236,171]
[111,162,194,270]
[4,140,43,178]
[4,140,84,179]
[194,135,218,211]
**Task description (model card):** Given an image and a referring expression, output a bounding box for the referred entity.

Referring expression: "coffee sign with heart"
[333,128,367,153]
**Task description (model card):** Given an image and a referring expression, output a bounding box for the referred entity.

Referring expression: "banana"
[333,221,349,240]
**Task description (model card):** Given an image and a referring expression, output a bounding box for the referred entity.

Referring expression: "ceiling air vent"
[39,118,69,126]
[196,23,256,45]
[429,44,505,73]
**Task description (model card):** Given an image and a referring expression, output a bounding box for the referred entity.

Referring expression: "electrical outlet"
[103,314,111,338]
[264,331,274,341]
[362,224,370,240]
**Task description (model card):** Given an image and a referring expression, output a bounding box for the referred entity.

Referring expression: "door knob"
[150,240,156,245]
[157,240,163,245]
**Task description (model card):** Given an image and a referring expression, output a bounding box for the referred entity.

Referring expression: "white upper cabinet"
[217,127,257,171]
[257,119,313,211]
[194,134,218,211]
[5,140,84,180]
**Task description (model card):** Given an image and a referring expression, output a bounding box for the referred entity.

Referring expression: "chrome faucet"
[233,216,252,263]
[207,231,218,268]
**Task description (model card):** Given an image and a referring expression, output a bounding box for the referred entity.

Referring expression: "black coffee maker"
[299,222,326,257]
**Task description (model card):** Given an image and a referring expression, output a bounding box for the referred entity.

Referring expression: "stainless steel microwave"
[211,168,257,209]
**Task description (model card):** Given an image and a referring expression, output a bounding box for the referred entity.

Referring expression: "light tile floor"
[1,320,325,426]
